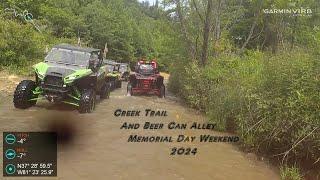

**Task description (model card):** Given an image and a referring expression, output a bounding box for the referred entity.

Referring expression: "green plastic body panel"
[33,62,49,80]
[64,69,93,84]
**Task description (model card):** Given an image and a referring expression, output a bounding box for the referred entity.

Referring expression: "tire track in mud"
[0,82,279,180]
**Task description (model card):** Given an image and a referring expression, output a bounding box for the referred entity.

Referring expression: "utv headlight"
[67,76,76,80]
[38,74,44,79]
[35,70,45,80]
[65,75,80,83]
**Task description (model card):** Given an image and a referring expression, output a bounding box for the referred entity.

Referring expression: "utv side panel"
[75,76,98,91]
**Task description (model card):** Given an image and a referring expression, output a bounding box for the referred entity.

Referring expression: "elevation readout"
[3,132,57,177]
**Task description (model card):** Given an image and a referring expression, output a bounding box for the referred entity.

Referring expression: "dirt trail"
[0,77,279,180]
[0,71,26,96]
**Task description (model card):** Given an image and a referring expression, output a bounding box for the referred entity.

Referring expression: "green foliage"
[280,166,303,180]
[0,0,183,71]
[167,1,319,176]
[0,15,76,74]
[169,48,320,171]
[0,17,45,72]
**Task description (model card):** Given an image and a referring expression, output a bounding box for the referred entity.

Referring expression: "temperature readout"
[3,132,57,177]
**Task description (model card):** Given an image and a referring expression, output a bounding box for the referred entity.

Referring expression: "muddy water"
[0,82,279,180]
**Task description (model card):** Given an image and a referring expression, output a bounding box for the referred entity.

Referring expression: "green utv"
[119,63,131,81]
[13,44,111,113]
[104,60,122,90]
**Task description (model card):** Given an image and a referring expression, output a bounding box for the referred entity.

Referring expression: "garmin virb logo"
[263,7,313,16]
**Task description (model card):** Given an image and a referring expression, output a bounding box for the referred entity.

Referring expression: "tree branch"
[175,0,196,59]
[192,0,204,23]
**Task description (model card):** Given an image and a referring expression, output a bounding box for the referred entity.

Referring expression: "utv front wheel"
[13,80,38,109]
[116,80,122,88]
[100,82,110,99]
[79,89,96,113]
[127,83,133,96]
[159,85,165,98]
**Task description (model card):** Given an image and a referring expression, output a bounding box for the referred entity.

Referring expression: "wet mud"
[0,82,279,180]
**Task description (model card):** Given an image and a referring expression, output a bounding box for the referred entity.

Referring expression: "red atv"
[127,60,165,98]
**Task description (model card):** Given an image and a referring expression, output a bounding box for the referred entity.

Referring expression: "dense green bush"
[0,18,45,66]
[0,0,182,71]
[168,49,320,174]
[0,17,76,74]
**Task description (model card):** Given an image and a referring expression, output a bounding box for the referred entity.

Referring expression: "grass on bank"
[280,166,303,180]
[168,49,320,178]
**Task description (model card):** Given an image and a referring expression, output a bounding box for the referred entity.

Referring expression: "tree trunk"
[175,0,196,60]
[239,18,257,54]
[291,16,298,50]
[213,0,222,57]
[239,0,262,54]
[200,0,214,66]
[214,0,222,41]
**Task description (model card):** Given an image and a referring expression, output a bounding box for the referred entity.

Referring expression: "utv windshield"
[45,48,91,66]
[107,65,115,72]
[119,65,128,73]
[137,64,155,75]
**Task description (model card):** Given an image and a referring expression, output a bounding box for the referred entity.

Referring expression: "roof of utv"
[104,59,122,65]
[53,44,100,53]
